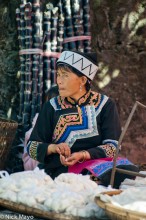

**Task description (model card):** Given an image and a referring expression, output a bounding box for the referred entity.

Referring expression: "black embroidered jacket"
[27,90,121,178]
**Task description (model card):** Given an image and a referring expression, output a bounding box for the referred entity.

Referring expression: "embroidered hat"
[57,51,98,80]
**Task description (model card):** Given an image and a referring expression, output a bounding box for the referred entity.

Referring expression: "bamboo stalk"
[16,8,24,121]
[57,1,64,52]
[71,0,84,51]
[50,7,58,85]
[63,0,76,50]
[23,2,33,129]
[16,0,92,128]
[82,0,91,52]
[17,5,27,123]
[43,4,52,94]
[31,0,43,117]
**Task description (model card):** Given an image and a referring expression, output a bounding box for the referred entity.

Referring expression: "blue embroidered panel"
[91,159,133,177]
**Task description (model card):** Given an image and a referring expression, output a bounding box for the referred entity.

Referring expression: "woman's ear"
[81,76,87,86]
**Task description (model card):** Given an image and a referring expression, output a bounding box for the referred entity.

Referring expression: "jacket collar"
[66,89,91,106]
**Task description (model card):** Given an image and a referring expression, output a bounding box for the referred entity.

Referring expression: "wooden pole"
[110,101,146,187]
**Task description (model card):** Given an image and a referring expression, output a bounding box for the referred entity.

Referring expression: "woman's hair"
[57,63,91,91]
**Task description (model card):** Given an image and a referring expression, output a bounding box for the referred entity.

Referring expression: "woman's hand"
[60,151,91,166]
[60,152,83,166]
[47,143,71,158]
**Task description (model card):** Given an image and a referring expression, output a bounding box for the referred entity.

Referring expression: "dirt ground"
[90,0,146,166]
[95,71,146,165]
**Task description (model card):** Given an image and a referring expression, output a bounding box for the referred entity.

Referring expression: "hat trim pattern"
[57,51,98,80]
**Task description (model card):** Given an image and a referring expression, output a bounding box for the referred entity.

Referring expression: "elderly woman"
[27,51,138,188]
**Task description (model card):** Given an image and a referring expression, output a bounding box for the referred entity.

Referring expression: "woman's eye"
[57,72,68,78]
[61,74,68,78]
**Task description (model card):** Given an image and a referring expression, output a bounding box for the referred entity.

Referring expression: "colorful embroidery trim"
[27,141,39,160]
[53,107,82,141]
[50,91,108,113]
[94,94,109,116]
[53,106,98,147]
[102,139,118,147]
[98,144,116,158]
[67,89,91,106]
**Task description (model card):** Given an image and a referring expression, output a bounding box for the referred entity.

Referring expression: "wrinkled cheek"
[59,90,69,97]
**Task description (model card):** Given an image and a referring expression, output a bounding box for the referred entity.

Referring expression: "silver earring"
[80,85,82,91]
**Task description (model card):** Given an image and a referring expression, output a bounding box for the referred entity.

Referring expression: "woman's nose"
[57,76,62,84]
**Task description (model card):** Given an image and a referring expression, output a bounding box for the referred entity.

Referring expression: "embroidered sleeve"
[98,139,118,158]
[27,141,40,160]
[26,101,54,163]
[87,98,121,159]
[87,141,118,159]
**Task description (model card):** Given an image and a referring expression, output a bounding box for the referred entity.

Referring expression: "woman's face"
[57,67,86,100]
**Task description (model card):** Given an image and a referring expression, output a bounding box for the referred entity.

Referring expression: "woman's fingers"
[64,146,71,157]
[56,146,62,154]
[47,143,71,156]
[60,154,65,163]
[50,144,85,167]
[60,153,79,166]
[60,155,69,166]
[65,154,75,162]
[66,152,82,162]
[56,143,71,157]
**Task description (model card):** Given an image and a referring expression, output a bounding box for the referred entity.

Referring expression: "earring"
[80,85,82,91]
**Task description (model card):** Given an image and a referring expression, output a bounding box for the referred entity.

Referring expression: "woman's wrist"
[78,150,87,163]
[47,144,56,155]
[78,150,91,163]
